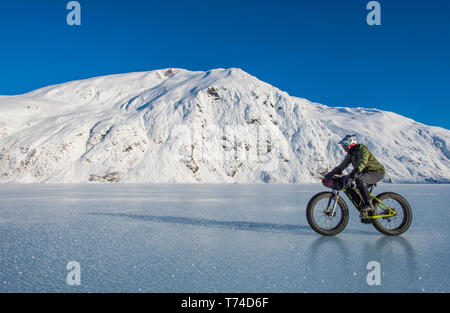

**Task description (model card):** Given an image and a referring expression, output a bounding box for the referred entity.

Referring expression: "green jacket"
[337,144,386,174]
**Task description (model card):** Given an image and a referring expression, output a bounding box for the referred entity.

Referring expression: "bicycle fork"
[325,191,340,217]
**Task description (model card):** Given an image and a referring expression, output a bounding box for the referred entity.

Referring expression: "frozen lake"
[0,183,449,293]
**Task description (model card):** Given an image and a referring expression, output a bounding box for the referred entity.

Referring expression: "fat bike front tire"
[306,192,349,236]
[371,192,413,236]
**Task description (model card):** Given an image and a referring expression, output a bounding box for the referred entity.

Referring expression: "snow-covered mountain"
[0,68,449,183]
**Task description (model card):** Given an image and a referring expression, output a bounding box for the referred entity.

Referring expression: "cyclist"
[326,134,386,214]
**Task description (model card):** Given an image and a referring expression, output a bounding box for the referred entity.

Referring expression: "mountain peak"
[0,69,449,183]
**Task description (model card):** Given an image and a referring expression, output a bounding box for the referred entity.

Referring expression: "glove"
[325,167,342,178]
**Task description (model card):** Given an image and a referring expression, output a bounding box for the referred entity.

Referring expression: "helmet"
[338,134,357,151]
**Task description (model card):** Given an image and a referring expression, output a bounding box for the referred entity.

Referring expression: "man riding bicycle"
[325,134,386,214]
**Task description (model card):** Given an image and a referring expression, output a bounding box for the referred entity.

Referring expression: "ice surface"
[0,183,449,292]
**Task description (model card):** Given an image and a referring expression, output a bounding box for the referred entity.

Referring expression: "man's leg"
[355,171,384,211]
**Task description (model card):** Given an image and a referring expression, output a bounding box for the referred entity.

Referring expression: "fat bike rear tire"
[371,192,413,236]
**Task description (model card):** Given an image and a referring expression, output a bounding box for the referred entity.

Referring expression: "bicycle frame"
[329,186,397,220]
[368,194,397,219]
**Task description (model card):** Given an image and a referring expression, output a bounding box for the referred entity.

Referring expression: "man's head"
[339,134,357,152]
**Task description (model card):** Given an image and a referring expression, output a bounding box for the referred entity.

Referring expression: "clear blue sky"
[0,0,449,129]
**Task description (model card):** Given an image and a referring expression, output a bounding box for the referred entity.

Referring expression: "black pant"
[355,171,385,205]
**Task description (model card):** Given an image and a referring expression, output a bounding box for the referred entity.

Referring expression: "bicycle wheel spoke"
[313,197,342,230]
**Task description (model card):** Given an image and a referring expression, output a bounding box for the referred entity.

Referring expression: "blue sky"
[0,0,449,129]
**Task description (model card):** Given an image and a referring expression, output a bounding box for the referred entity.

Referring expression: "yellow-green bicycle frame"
[343,186,397,219]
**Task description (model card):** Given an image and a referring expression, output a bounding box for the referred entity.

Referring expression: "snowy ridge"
[0,68,449,183]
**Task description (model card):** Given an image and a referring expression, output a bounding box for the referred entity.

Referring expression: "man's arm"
[337,154,351,172]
